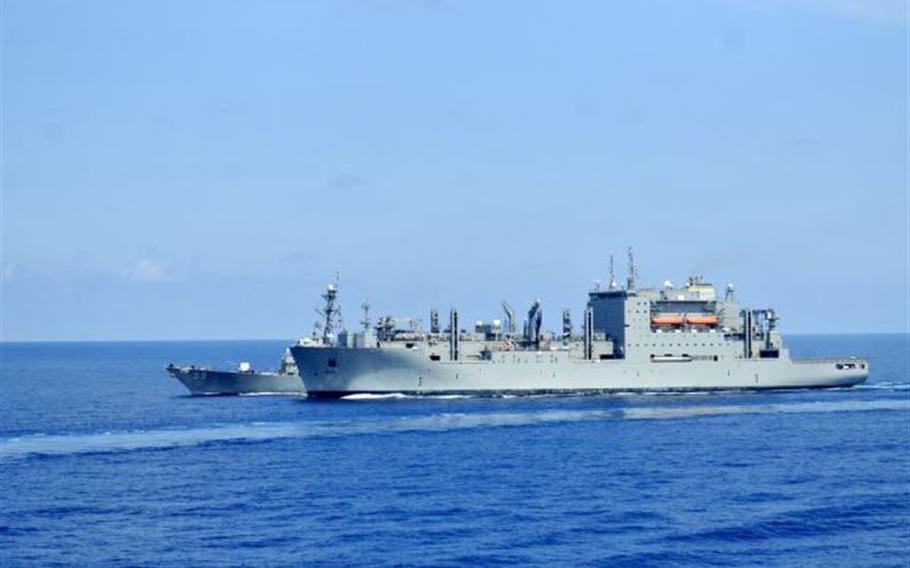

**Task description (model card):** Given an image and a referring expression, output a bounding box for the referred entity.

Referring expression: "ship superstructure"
[290,254,868,397]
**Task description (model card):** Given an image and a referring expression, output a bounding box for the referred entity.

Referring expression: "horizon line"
[1,331,908,344]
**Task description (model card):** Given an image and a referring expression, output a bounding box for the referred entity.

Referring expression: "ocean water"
[1,335,908,567]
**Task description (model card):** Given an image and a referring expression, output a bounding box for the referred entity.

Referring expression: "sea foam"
[2,398,906,460]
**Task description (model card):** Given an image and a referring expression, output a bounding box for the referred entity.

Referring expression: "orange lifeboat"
[686,314,719,326]
[651,314,684,326]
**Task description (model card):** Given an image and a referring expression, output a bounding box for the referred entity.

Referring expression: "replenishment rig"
[291,252,868,397]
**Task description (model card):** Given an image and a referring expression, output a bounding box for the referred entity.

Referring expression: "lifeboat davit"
[651,314,684,325]
[686,314,719,326]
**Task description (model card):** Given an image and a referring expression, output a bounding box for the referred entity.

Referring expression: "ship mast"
[626,247,637,291]
[608,253,618,290]
[360,299,371,332]
[316,274,343,344]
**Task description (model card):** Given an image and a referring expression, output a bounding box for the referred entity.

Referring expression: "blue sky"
[2,0,908,340]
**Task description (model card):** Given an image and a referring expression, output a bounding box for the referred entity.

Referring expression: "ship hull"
[168,367,305,396]
[291,346,867,398]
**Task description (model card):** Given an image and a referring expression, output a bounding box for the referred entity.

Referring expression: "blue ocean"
[1,334,908,567]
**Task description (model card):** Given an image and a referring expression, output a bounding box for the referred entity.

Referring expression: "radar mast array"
[608,253,618,290]
[626,247,637,291]
[316,273,344,344]
[605,248,636,291]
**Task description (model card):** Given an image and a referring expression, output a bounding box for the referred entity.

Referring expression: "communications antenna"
[626,247,637,290]
[315,273,343,343]
[608,253,618,290]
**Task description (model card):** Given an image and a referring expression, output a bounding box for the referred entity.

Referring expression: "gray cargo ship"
[291,252,868,397]
[167,348,305,395]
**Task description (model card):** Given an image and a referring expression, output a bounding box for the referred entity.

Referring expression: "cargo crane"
[502,301,516,335]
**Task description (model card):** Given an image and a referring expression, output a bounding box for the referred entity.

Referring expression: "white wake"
[3,398,906,459]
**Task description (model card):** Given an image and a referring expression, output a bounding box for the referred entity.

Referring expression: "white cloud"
[125,258,169,282]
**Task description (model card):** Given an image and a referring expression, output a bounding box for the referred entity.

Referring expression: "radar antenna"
[608,252,618,290]
[316,274,343,344]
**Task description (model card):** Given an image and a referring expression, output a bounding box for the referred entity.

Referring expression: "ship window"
[429,354,441,361]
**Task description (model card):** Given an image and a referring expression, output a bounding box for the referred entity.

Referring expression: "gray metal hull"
[168,368,305,396]
[291,346,867,398]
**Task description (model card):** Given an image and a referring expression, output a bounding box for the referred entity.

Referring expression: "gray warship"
[291,252,868,397]
[166,347,305,395]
